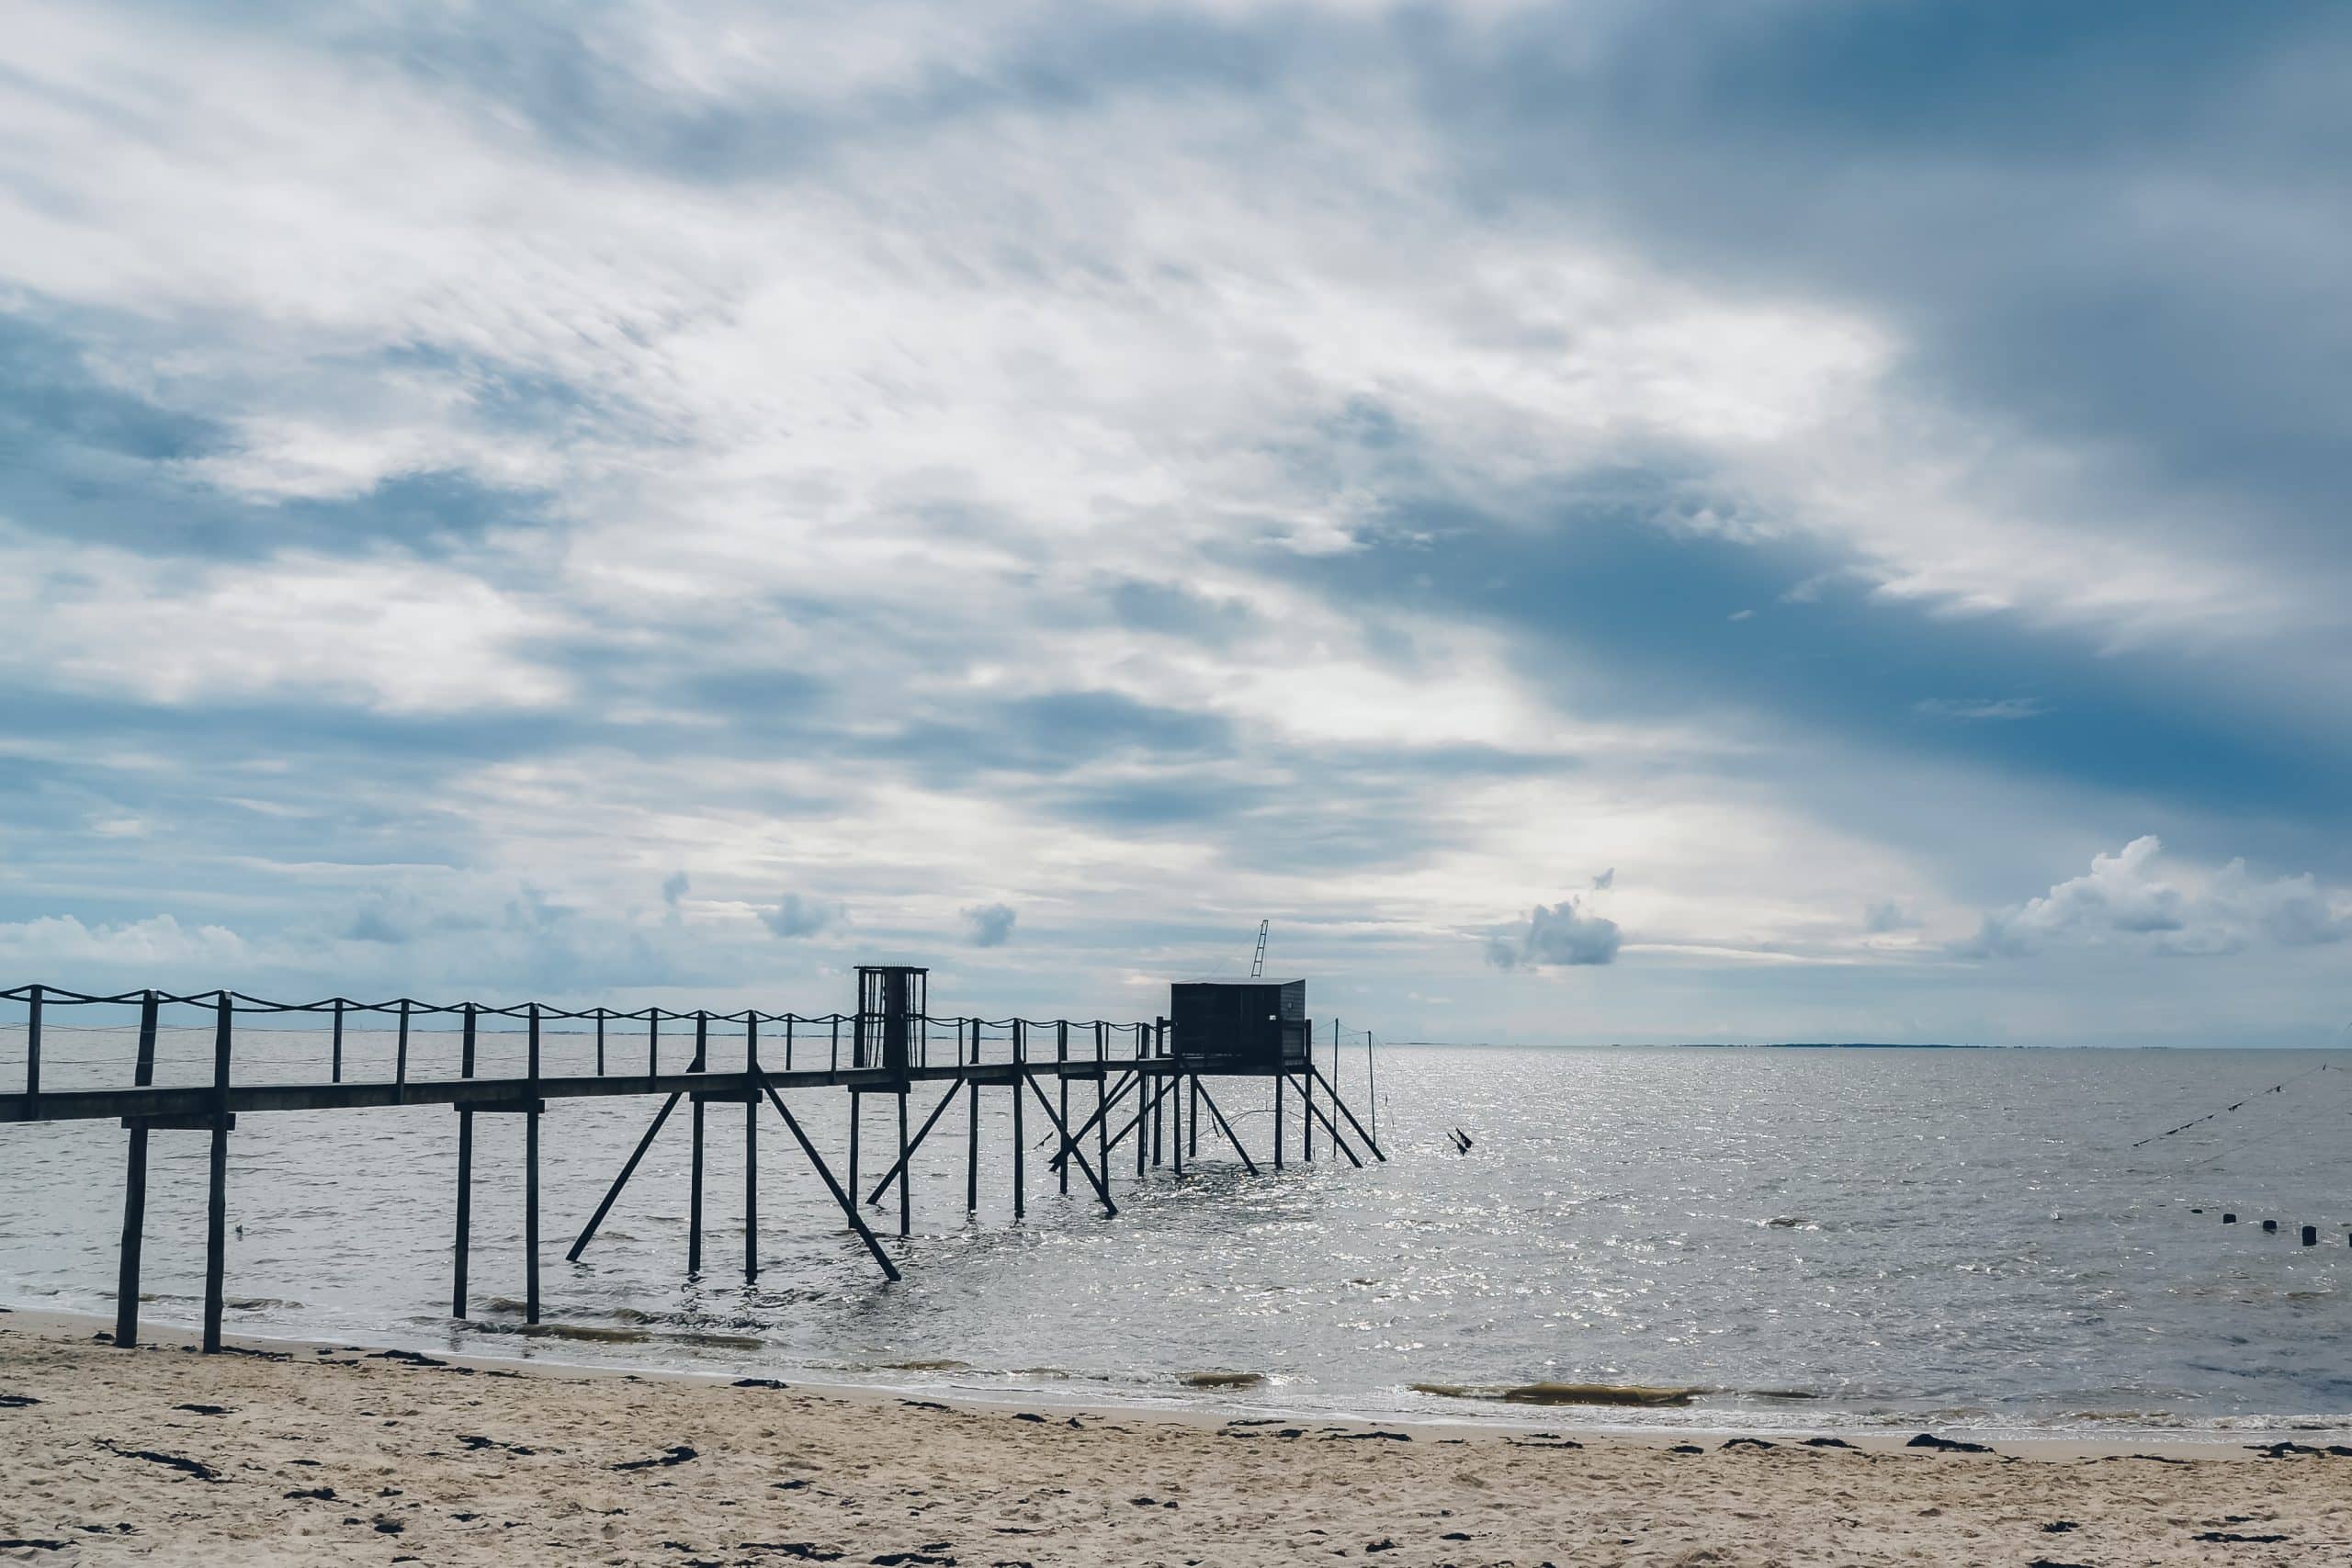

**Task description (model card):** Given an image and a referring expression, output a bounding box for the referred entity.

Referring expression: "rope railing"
[1,981,1162,1099]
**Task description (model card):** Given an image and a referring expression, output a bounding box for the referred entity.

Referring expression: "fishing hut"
[0,967,1383,1357]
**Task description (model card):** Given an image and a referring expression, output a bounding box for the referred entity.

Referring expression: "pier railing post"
[114,989,160,1348]
[202,991,232,1353]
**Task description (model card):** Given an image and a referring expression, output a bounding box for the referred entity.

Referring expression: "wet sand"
[3,1314,2347,1565]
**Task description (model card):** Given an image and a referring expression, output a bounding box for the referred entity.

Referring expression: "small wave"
[876,1358,971,1371]
[663,1331,765,1351]
[469,1321,653,1345]
[1182,1371,1266,1389]
[1410,1381,1698,1408]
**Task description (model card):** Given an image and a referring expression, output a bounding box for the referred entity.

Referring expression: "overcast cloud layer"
[2,0,2346,1044]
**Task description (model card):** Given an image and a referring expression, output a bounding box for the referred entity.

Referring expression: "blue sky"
[1,1,2346,1044]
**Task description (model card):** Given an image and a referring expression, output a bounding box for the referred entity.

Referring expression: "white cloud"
[0,913,247,969]
[1485,896,1622,969]
[1965,836,2349,959]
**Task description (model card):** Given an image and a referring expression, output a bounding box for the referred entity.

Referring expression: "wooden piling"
[1273,1074,1284,1170]
[1057,1022,1070,1196]
[2223,1213,2237,1224]
[202,992,232,1353]
[2262,1219,2278,1233]
[848,1090,861,1196]
[395,999,409,1092]
[1012,1022,1027,1218]
[689,1013,707,1276]
[965,1074,980,1214]
[1189,1075,1199,1158]
[1302,1022,1312,1162]
[23,983,39,1107]
[456,1001,480,1316]
[2301,1224,2318,1247]
[113,990,161,1348]
[595,1011,605,1077]
[897,1089,911,1237]
[331,998,345,1083]
[745,1017,759,1284]
[526,1005,540,1325]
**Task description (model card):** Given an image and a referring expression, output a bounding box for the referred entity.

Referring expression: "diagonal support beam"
[1190,1078,1260,1176]
[1097,1077,1176,1165]
[1289,1074,1363,1168]
[1046,1069,1140,1171]
[569,1091,681,1261]
[753,1068,900,1282]
[865,1075,967,1207]
[1308,1063,1386,1162]
[1022,1069,1118,1217]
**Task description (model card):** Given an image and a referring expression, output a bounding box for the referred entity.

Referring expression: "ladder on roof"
[1250,919,1269,978]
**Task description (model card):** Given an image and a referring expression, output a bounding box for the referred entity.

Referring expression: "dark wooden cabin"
[1168,978,1307,1073]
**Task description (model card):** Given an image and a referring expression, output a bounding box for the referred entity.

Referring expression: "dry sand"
[3,1314,2347,1566]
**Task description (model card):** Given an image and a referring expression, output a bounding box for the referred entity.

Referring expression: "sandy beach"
[3,1314,2346,1566]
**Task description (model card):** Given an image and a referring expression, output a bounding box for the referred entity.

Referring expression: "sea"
[5,1020,2349,1440]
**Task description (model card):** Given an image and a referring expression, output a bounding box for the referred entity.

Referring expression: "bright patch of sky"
[1,0,2346,1044]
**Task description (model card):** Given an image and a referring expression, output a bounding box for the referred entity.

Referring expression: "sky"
[0,0,2346,1046]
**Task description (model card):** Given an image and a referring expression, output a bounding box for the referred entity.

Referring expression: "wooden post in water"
[897,1087,911,1238]
[1151,1021,1165,1168]
[595,1011,605,1077]
[1012,1022,1027,1218]
[23,983,39,1110]
[453,1003,476,1319]
[1095,1021,1108,1183]
[525,1004,541,1325]
[745,1016,760,1284]
[1273,1073,1285,1170]
[848,1090,862,1198]
[395,999,410,1093]
[1057,1022,1070,1196]
[965,1021,980,1215]
[203,992,232,1353]
[114,989,161,1348]
[2302,1224,2318,1247]
[1302,1021,1313,1162]
[689,1011,707,1276]
[331,998,345,1083]
[1189,1074,1199,1159]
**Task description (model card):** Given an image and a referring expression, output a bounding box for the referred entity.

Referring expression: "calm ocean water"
[5,1023,2349,1438]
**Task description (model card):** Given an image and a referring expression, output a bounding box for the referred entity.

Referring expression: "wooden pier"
[0,969,1382,1356]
